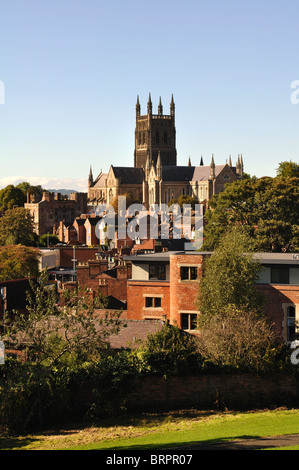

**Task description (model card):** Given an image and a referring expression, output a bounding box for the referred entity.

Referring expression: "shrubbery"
[0,322,295,435]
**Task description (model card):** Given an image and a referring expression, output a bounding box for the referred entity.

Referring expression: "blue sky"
[0,0,299,191]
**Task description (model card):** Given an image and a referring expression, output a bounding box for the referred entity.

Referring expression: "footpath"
[169,434,299,450]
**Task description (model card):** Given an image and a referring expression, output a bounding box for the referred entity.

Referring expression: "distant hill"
[45,188,79,196]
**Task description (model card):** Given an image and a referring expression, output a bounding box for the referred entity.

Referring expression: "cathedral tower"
[134,94,177,169]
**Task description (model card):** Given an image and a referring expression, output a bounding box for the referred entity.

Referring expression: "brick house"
[74,257,132,309]
[73,217,87,244]
[56,221,77,244]
[25,191,87,236]
[84,216,101,246]
[125,251,299,342]
[126,251,202,327]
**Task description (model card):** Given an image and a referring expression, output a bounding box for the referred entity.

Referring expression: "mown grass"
[1,408,299,450]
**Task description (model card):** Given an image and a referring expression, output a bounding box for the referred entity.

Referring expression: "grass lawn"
[1,407,299,450]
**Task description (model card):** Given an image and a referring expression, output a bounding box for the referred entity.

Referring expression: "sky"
[0,0,299,191]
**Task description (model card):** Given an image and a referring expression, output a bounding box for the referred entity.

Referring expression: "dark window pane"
[271,267,289,284]
[190,314,198,329]
[181,313,198,330]
[288,318,296,341]
[288,306,295,318]
[145,297,161,308]
[190,267,197,280]
[146,297,153,308]
[180,267,189,280]
[180,266,197,280]
[149,264,166,280]
[181,314,189,330]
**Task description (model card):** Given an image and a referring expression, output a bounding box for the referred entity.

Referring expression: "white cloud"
[0,176,87,192]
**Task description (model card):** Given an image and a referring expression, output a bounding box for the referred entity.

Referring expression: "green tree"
[5,273,122,367]
[198,226,264,321]
[0,207,36,246]
[0,185,26,211]
[0,245,40,281]
[196,307,277,372]
[38,234,59,247]
[17,182,44,201]
[139,322,199,376]
[276,160,299,178]
[202,176,299,252]
[168,194,199,209]
[111,192,139,212]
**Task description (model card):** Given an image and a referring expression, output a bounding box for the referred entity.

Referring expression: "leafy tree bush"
[0,185,26,211]
[0,352,140,434]
[78,352,139,419]
[198,226,264,320]
[38,234,59,247]
[168,194,199,209]
[5,271,122,367]
[138,322,200,377]
[0,207,36,246]
[276,160,299,178]
[0,245,40,281]
[202,175,299,252]
[195,307,278,372]
[0,358,71,434]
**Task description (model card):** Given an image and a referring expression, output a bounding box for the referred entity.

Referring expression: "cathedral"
[87,94,244,209]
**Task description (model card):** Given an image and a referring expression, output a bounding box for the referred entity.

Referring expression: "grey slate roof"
[160,165,226,182]
[92,172,108,188]
[112,167,145,184]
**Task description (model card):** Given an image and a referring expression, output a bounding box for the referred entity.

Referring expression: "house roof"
[161,166,194,182]
[92,172,108,188]
[125,250,299,266]
[160,164,229,182]
[253,253,299,265]
[191,165,226,181]
[84,216,101,226]
[112,167,145,184]
[108,319,165,349]
[73,217,86,226]
[124,251,183,262]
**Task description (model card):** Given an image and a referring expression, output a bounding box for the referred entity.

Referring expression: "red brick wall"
[169,253,204,327]
[126,374,298,411]
[77,262,129,303]
[127,281,170,320]
[58,247,99,267]
[257,284,299,340]
[98,267,128,302]
[126,252,299,341]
